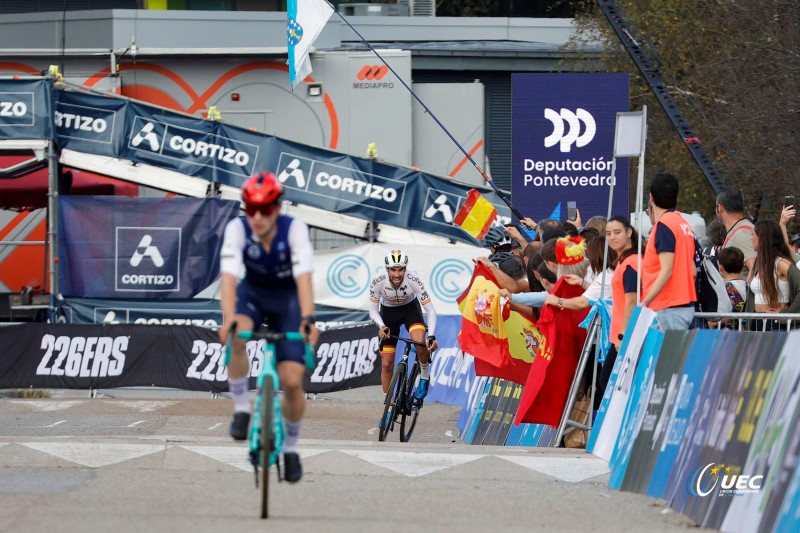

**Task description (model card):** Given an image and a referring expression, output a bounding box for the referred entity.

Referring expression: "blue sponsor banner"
[0,79,53,140]
[426,315,475,406]
[56,297,223,326]
[511,73,629,222]
[50,86,509,245]
[58,197,239,298]
[645,329,718,499]
[607,327,664,489]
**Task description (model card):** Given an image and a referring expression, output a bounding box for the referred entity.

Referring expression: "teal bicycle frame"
[224,326,314,519]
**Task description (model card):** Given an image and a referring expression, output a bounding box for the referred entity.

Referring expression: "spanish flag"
[457,264,541,385]
[457,263,509,367]
[453,189,498,240]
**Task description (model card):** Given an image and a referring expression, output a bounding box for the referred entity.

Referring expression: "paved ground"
[0,386,707,532]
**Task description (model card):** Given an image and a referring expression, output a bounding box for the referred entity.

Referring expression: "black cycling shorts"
[379,300,425,352]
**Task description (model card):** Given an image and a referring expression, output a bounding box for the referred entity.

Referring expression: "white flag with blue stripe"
[287,0,334,89]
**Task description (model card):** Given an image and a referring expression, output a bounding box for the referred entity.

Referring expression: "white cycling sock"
[283,420,302,453]
[228,377,251,414]
[420,363,430,380]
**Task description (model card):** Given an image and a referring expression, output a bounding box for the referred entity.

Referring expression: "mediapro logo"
[128,117,258,177]
[0,92,35,126]
[327,254,370,299]
[687,463,763,497]
[544,108,596,152]
[430,259,472,303]
[357,65,389,81]
[115,227,181,293]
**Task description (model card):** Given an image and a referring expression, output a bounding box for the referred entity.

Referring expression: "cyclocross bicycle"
[378,335,432,443]
[224,323,314,519]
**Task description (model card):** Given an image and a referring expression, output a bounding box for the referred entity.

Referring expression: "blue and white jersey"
[220,214,313,290]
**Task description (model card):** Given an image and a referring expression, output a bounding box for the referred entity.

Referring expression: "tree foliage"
[568,0,800,222]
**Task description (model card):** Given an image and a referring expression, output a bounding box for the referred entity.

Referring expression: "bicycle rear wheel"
[379,362,405,442]
[400,363,420,442]
[259,379,274,519]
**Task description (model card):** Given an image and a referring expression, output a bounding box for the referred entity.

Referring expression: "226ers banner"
[304,324,381,393]
[0,323,379,393]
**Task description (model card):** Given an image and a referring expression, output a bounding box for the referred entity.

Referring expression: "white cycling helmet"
[384,249,409,269]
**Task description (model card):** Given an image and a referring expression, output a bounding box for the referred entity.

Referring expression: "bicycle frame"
[246,331,285,469]
[379,335,429,442]
[224,327,313,519]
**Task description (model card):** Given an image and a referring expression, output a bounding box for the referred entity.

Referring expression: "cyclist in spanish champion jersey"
[218,171,319,483]
[369,249,438,407]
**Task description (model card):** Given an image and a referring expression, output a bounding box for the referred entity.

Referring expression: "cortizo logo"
[0,101,27,117]
[55,111,107,133]
[130,120,251,167]
[308,337,379,384]
[544,108,596,152]
[278,158,398,202]
[687,463,763,497]
[36,334,128,377]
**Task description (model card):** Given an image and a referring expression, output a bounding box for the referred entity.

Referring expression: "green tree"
[569,0,800,222]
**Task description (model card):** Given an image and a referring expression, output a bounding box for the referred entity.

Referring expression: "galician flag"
[287,0,334,89]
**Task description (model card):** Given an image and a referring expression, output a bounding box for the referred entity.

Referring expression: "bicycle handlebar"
[225,323,316,370]
[382,334,428,348]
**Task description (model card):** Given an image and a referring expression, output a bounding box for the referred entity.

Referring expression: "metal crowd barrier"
[694,312,800,332]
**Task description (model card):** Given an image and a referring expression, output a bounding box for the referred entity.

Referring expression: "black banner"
[0,322,378,394]
[304,324,380,393]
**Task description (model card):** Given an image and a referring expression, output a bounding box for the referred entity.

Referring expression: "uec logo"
[430,259,471,303]
[327,255,370,299]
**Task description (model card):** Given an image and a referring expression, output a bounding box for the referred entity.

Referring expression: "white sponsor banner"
[314,243,487,316]
[590,306,657,462]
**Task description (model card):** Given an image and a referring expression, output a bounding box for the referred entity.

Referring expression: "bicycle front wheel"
[379,362,405,442]
[400,363,420,442]
[259,379,274,519]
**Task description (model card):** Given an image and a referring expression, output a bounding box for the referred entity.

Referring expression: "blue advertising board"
[0,79,53,140]
[511,73,629,222]
[58,196,239,298]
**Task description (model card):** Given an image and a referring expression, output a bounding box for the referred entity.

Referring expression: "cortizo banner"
[0,80,512,246]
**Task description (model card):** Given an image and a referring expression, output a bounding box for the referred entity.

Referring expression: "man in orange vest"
[642,172,697,329]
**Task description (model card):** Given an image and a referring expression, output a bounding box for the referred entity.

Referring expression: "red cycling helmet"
[242,171,283,205]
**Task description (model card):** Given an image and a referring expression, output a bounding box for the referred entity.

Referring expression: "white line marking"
[127,420,146,428]
[342,450,484,477]
[20,442,164,468]
[46,420,67,428]
[367,427,378,435]
[206,422,223,431]
[9,400,84,412]
[499,456,610,482]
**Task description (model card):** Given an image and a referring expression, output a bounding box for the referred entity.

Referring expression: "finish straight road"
[0,386,705,533]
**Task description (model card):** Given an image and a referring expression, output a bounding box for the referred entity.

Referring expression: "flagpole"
[328,6,526,222]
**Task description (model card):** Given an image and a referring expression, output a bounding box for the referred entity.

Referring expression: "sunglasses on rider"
[244,202,279,217]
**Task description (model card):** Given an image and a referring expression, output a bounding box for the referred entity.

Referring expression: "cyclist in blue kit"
[218,171,319,483]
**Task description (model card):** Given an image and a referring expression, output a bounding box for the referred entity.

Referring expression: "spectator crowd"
[475,171,800,407]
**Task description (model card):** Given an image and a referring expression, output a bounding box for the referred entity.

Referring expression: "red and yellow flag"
[457,263,544,385]
[514,278,589,427]
[457,263,509,367]
[453,189,497,240]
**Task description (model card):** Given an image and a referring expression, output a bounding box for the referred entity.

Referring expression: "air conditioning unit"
[339,3,410,16]
[399,0,435,17]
